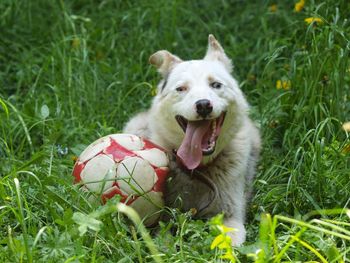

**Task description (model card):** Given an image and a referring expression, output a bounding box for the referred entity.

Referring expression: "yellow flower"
[342,143,350,154]
[304,17,323,25]
[216,225,235,234]
[211,233,236,262]
[221,252,236,261]
[342,122,350,132]
[269,4,277,12]
[210,219,236,262]
[211,234,232,250]
[276,80,282,89]
[71,38,80,49]
[295,0,305,12]
[276,80,291,90]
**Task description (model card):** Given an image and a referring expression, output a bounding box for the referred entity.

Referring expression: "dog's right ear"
[149,50,182,77]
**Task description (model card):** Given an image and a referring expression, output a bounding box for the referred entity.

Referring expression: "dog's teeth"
[210,129,216,140]
[211,121,216,136]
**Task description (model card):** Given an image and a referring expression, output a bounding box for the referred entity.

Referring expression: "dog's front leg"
[221,172,248,246]
[223,216,246,246]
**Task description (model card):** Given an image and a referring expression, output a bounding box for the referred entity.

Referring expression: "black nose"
[195,99,213,118]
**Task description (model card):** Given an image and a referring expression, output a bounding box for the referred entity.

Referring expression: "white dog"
[124,35,261,245]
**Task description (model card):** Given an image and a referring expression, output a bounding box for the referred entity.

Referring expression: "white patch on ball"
[134,148,169,167]
[81,154,117,192]
[110,134,144,151]
[117,156,156,194]
[79,136,111,163]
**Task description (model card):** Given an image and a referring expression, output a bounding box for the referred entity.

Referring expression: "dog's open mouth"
[175,112,226,170]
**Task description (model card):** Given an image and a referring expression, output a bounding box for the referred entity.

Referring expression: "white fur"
[124,35,261,245]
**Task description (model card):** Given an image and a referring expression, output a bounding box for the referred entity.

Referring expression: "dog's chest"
[164,154,241,218]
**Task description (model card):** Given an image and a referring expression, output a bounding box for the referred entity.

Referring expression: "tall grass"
[1,0,349,262]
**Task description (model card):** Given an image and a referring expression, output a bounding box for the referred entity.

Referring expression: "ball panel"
[72,162,85,183]
[117,156,156,195]
[109,134,144,151]
[81,154,116,193]
[130,191,164,226]
[102,185,128,203]
[104,139,136,162]
[79,136,111,163]
[134,148,169,167]
[142,138,166,151]
[153,167,169,192]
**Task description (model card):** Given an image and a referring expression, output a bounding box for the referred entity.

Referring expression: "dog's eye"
[210,82,222,89]
[176,86,187,92]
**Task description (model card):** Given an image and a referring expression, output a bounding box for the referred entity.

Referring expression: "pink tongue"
[177,120,211,170]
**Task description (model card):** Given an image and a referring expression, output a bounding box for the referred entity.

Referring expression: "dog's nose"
[195,99,213,118]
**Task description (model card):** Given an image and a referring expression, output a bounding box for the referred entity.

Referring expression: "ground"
[0,1,349,262]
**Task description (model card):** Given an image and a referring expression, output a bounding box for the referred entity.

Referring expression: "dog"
[123,35,261,245]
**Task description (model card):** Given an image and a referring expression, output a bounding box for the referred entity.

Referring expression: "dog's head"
[149,35,249,170]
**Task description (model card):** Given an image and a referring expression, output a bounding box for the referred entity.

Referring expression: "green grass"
[1,0,350,262]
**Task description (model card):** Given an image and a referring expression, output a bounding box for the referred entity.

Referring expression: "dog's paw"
[227,228,246,246]
[224,218,246,246]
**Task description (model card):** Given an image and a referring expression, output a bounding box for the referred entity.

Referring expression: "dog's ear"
[204,34,233,72]
[149,50,182,77]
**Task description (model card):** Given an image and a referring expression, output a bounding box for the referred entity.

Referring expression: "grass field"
[1,0,350,262]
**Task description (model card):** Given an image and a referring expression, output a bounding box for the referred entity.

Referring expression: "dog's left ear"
[204,34,233,72]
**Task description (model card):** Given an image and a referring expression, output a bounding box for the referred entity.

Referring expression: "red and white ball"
[72,134,169,226]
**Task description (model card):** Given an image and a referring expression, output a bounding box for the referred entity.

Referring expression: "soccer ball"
[72,133,169,226]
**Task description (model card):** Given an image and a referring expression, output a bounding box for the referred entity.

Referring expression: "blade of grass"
[276,215,350,241]
[292,235,328,263]
[0,96,9,118]
[14,178,32,263]
[117,203,163,263]
[5,100,34,154]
